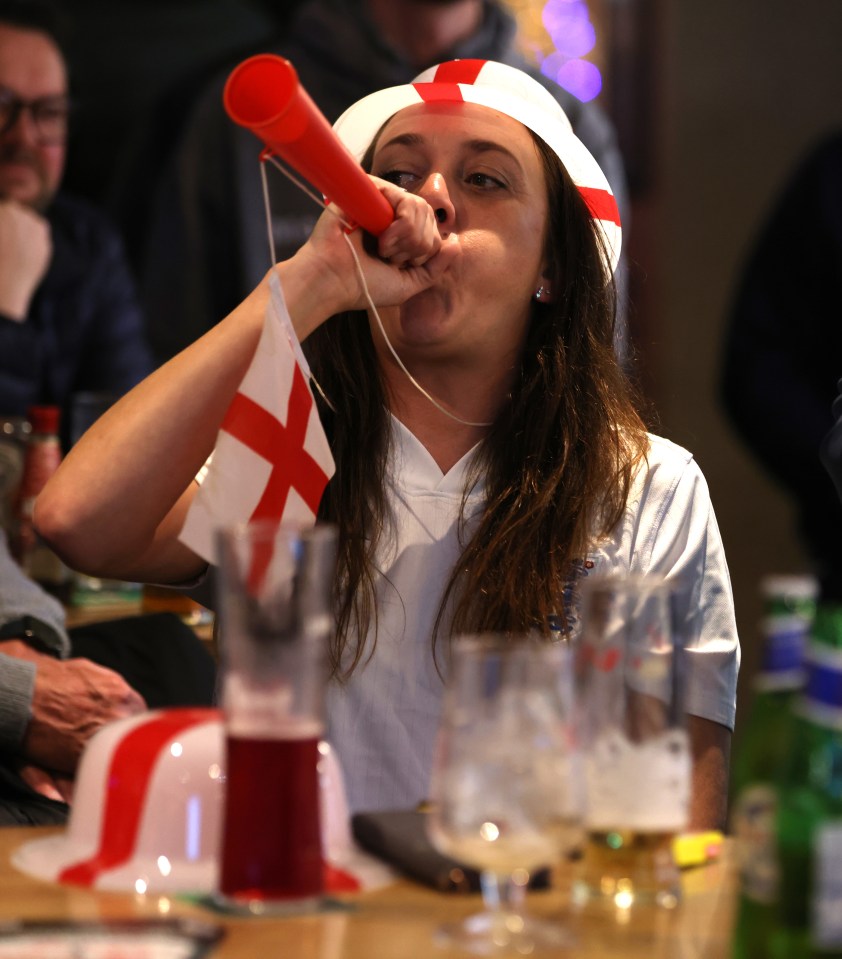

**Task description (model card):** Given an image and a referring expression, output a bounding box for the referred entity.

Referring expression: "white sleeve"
[631,448,740,729]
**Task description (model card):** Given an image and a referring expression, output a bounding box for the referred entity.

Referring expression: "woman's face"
[368,101,550,378]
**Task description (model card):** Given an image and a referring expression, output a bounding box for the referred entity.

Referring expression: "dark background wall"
[60,1,293,205]
[58,0,297,266]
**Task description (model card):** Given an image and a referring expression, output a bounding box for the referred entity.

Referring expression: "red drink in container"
[215,524,337,914]
[221,730,323,901]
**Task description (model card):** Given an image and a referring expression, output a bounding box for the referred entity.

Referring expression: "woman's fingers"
[285,176,451,317]
[374,179,442,267]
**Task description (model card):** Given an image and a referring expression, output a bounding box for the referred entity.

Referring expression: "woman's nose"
[420,172,455,231]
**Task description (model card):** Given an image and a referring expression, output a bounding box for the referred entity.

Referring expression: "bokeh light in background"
[501,0,604,102]
[541,0,601,100]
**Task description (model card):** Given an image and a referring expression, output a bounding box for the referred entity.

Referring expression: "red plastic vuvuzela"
[223,54,394,236]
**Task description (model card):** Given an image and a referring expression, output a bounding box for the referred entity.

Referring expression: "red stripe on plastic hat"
[333,58,622,274]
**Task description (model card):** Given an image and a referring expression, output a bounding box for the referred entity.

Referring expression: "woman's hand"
[375,179,442,267]
[279,176,457,336]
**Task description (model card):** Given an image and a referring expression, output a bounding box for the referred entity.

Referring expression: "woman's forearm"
[687,715,731,831]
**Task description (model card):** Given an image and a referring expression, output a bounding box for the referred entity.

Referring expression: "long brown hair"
[306,132,649,678]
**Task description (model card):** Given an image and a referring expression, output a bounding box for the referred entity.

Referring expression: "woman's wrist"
[276,248,353,339]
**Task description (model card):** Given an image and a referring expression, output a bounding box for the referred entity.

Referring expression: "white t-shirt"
[326,417,740,814]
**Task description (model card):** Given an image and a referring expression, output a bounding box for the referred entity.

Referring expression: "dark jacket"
[0,191,154,444]
[141,0,630,362]
[721,131,842,578]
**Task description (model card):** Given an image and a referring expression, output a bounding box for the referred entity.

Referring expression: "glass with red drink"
[215,522,337,914]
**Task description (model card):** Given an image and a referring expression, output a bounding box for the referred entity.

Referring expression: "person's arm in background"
[0,199,51,321]
[0,530,145,800]
[0,529,72,802]
[820,376,842,505]
[720,132,842,572]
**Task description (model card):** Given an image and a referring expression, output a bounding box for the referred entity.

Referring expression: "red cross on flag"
[179,273,335,564]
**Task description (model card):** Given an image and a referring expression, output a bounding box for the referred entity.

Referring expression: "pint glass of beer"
[214,522,337,914]
[572,575,690,910]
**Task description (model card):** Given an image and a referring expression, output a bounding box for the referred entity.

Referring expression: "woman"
[35,61,738,827]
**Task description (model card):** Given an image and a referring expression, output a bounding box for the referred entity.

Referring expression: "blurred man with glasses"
[0,3,210,828]
[0,0,152,445]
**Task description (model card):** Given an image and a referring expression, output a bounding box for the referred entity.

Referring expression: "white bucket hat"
[333,58,622,274]
[13,708,391,894]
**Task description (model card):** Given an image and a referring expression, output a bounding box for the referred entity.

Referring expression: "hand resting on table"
[1,639,146,801]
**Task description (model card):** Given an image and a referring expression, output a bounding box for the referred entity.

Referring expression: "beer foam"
[226,718,324,740]
[584,727,691,831]
[224,674,323,739]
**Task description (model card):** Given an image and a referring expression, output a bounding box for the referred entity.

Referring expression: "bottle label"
[805,650,842,712]
[731,783,779,904]
[813,822,842,949]
[759,616,808,677]
[798,643,842,731]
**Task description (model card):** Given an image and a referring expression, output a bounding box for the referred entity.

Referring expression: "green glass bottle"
[730,575,818,959]
[774,597,842,957]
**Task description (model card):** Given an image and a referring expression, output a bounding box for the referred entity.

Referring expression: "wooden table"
[0,827,737,957]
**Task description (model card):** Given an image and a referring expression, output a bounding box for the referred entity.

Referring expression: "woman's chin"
[397,292,455,342]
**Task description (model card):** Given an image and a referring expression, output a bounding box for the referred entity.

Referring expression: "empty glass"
[427,635,580,953]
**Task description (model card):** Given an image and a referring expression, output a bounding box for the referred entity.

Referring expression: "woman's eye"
[465,172,506,190]
[379,169,418,189]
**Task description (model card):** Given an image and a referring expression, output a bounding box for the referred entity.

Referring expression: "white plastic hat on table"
[13,708,389,894]
[333,58,622,274]
[14,709,225,894]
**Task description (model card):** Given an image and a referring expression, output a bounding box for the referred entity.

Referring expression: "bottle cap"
[760,573,819,602]
[26,405,60,435]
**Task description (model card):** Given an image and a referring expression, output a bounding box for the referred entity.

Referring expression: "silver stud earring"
[534,285,548,302]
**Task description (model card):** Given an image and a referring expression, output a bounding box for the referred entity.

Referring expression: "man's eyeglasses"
[0,87,71,144]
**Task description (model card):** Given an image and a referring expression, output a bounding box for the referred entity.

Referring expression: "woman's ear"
[533,274,555,304]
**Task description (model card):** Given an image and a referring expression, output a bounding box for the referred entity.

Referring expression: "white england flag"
[179,272,335,564]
